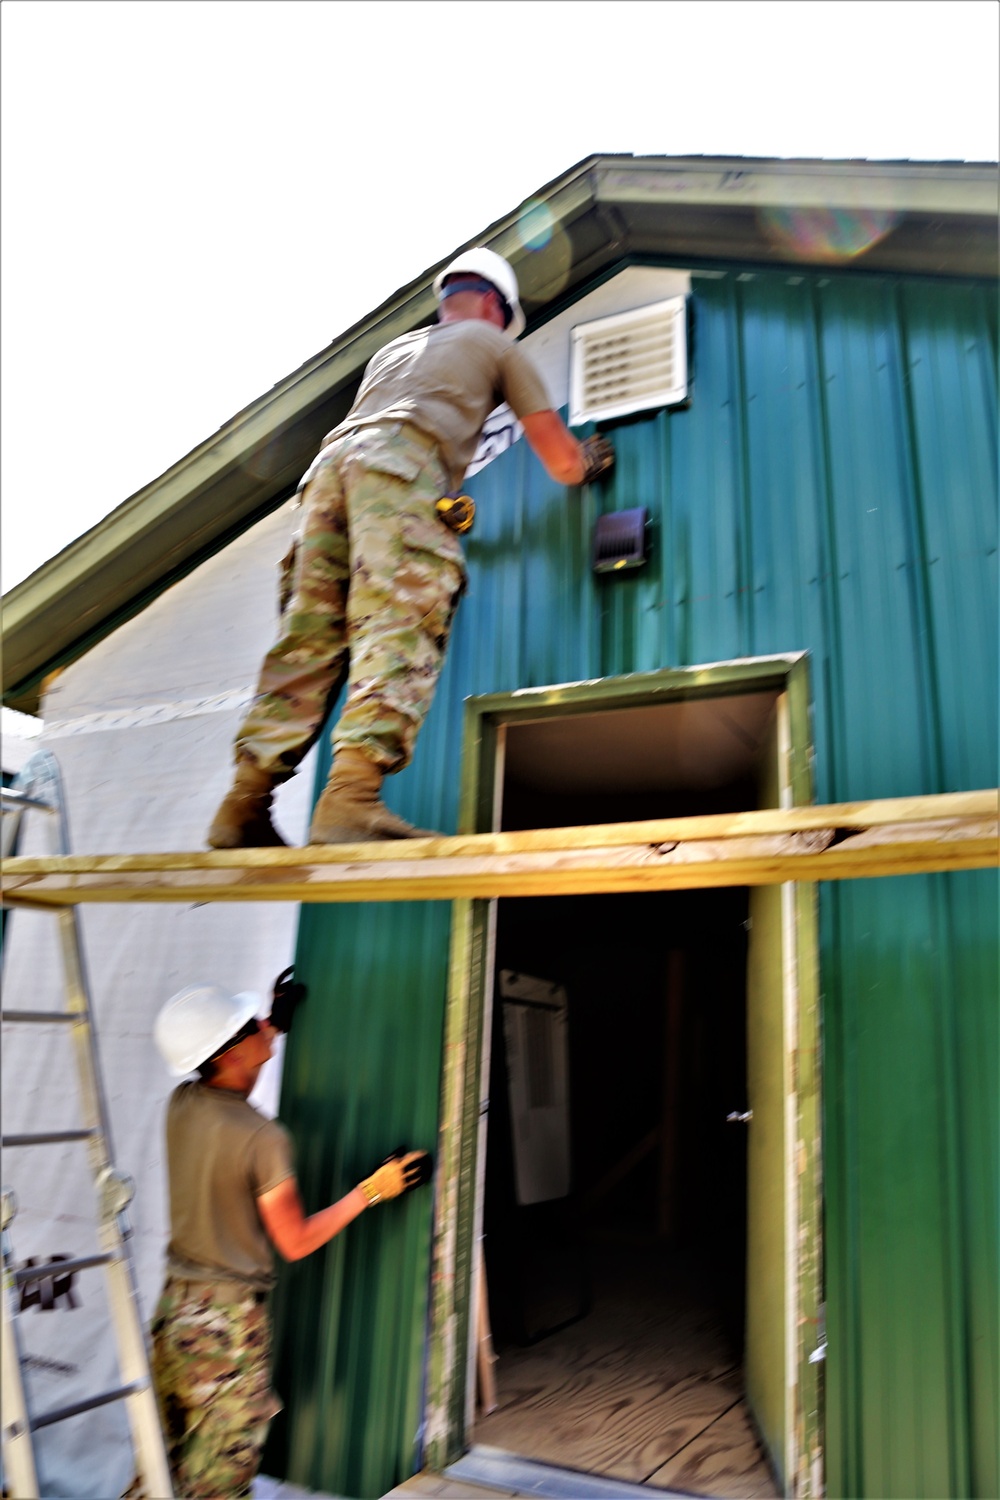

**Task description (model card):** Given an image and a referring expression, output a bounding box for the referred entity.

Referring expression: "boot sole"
[308,825,437,845]
[207,825,288,849]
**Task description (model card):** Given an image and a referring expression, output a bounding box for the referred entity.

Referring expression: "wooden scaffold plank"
[2,792,996,908]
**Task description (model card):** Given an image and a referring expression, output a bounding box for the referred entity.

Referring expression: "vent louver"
[569,296,688,425]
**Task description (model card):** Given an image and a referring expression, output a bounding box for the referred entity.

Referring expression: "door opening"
[479,887,765,1493]
[473,697,779,1494]
[425,659,823,1498]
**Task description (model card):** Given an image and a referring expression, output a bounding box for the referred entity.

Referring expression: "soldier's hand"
[268,966,307,1034]
[580,434,615,483]
[358,1148,433,1206]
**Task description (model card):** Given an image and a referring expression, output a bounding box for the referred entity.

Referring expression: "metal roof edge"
[1,156,603,650]
[4,152,996,711]
[593,155,999,215]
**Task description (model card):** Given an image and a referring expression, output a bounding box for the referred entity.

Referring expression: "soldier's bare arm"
[521,412,615,487]
[257,1176,368,1261]
[521,410,587,483]
[256,1147,432,1260]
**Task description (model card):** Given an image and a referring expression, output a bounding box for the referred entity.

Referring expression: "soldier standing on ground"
[207,247,614,850]
[148,974,431,1499]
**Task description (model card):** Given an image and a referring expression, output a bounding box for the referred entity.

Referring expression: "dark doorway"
[472,701,781,1494]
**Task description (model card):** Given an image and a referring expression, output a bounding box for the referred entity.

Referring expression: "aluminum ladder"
[1,750,172,1499]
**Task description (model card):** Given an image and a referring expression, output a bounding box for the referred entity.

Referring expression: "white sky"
[1,0,997,613]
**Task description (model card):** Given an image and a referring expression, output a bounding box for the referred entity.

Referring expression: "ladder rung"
[0,790,54,812]
[31,1381,146,1430]
[1,1129,98,1147]
[14,1252,113,1286]
[1,1009,89,1024]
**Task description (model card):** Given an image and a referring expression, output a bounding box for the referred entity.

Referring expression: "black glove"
[358,1147,434,1205]
[580,434,615,484]
[268,966,307,1034]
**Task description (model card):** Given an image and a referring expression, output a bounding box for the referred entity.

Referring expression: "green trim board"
[424,654,824,1496]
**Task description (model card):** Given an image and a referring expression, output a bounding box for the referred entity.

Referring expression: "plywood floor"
[473,1245,779,1498]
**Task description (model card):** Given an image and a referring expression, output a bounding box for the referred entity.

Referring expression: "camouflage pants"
[236,423,467,776]
[150,1275,281,1499]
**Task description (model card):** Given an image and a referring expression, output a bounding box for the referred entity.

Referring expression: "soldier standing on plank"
[147,975,431,1499]
[207,248,614,850]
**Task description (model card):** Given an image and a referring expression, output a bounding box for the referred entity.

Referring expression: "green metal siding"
[269,264,998,1498]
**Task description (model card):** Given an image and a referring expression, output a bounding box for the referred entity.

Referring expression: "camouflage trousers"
[236,422,468,777]
[150,1274,281,1499]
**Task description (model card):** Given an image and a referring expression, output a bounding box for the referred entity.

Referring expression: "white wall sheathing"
[2,266,690,1494]
[1,718,43,776]
[2,502,314,1498]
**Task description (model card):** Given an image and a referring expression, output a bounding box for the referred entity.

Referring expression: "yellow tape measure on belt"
[435,493,476,534]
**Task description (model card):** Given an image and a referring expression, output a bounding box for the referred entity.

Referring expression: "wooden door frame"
[423,653,823,1497]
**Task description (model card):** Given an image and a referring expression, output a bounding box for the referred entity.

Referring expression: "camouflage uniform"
[236,423,467,777]
[150,1274,282,1500]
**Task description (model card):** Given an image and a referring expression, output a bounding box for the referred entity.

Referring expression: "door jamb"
[423,653,822,1497]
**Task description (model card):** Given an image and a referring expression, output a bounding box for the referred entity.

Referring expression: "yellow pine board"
[3,788,995,878]
[2,806,996,908]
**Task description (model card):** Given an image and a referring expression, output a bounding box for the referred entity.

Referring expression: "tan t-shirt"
[329,320,552,487]
[164,1082,295,1291]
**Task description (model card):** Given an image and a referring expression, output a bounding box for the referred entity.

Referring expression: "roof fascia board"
[1,284,435,634]
[8,152,991,624]
[2,160,603,644]
[594,157,999,216]
[482,173,597,262]
[6,152,996,708]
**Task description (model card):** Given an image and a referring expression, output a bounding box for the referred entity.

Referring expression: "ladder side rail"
[1,767,57,862]
[48,770,174,1498]
[102,1250,174,1499]
[11,752,119,1177]
[56,907,119,1171]
[2,798,28,865]
[2,751,174,1498]
[2,1194,41,1499]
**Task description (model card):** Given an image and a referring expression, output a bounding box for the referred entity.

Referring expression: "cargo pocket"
[348,432,424,484]
[395,513,468,657]
[400,511,468,596]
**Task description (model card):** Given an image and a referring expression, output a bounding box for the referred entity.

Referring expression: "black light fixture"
[592,507,649,574]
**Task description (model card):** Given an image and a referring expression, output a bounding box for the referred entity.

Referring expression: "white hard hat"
[154,984,260,1077]
[433,247,525,338]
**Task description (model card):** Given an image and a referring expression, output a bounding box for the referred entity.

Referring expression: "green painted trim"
[467,654,806,724]
[787,651,825,1497]
[795,880,824,1497]
[425,654,826,1484]
[425,708,498,1471]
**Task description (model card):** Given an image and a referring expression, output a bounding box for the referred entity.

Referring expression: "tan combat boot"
[308,747,438,844]
[207,759,288,849]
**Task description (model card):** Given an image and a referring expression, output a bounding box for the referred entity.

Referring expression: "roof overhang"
[4,153,997,713]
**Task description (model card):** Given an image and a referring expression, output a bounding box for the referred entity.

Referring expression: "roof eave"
[4,153,997,713]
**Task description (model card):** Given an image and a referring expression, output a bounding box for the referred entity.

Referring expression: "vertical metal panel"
[273,265,998,1498]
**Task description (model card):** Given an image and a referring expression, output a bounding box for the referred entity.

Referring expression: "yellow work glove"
[359,1148,433,1206]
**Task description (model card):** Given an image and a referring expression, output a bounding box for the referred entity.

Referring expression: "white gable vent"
[569,295,688,426]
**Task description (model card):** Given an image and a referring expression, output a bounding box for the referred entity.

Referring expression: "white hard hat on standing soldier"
[434,247,526,339]
[154,983,260,1076]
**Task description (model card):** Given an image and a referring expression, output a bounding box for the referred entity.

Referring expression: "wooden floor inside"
[473,1244,779,1498]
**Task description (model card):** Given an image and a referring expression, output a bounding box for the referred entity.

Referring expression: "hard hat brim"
[161,989,262,1076]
